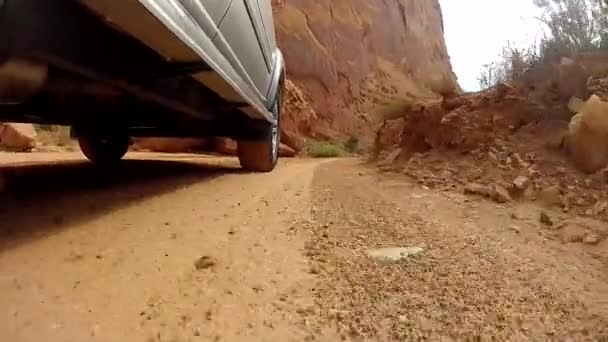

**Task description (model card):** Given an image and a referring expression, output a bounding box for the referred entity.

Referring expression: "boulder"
[0,123,38,151]
[564,95,608,173]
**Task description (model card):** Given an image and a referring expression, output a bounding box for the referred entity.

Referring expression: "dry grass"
[306,141,346,158]
[34,125,78,150]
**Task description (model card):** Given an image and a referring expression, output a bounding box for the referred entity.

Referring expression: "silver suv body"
[0,0,285,171]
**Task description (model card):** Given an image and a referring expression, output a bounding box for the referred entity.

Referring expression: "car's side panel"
[253,0,283,106]
[256,0,277,49]
[215,0,272,102]
[134,0,273,120]
[244,0,273,70]
[81,0,279,120]
[178,0,232,38]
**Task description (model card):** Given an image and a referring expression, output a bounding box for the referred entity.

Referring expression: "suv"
[0,0,285,172]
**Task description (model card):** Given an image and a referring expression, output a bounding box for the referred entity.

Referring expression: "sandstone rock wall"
[273,0,459,149]
[0,123,38,151]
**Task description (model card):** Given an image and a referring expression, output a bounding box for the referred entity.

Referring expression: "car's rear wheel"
[76,129,129,164]
[237,94,281,172]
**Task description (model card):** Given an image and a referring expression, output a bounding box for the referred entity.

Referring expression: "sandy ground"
[0,152,328,342]
[1,153,608,341]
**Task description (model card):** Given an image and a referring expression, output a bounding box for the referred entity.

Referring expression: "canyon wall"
[272,0,460,149]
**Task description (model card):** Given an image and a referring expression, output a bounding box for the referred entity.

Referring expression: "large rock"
[564,95,608,173]
[272,0,459,149]
[0,123,37,151]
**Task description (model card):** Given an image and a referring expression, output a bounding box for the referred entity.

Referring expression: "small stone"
[512,176,531,192]
[526,166,540,178]
[194,256,216,270]
[561,194,571,212]
[509,225,522,233]
[464,183,490,196]
[510,153,528,168]
[592,201,608,216]
[561,224,587,243]
[367,247,424,262]
[309,265,321,275]
[489,184,512,203]
[296,305,316,315]
[583,233,600,245]
[538,186,562,207]
[540,211,553,226]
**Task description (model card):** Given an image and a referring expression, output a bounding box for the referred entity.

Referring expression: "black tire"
[237,94,281,172]
[77,130,129,164]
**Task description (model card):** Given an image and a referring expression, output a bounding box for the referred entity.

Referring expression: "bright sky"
[439,0,544,91]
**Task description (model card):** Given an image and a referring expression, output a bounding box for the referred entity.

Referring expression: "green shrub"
[344,135,360,153]
[306,141,345,158]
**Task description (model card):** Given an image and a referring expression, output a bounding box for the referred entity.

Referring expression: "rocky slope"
[273,0,459,150]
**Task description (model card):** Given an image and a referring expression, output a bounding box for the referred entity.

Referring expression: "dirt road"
[1,153,608,341]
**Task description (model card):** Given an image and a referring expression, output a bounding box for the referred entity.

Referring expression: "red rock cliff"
[272,0,459,149]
